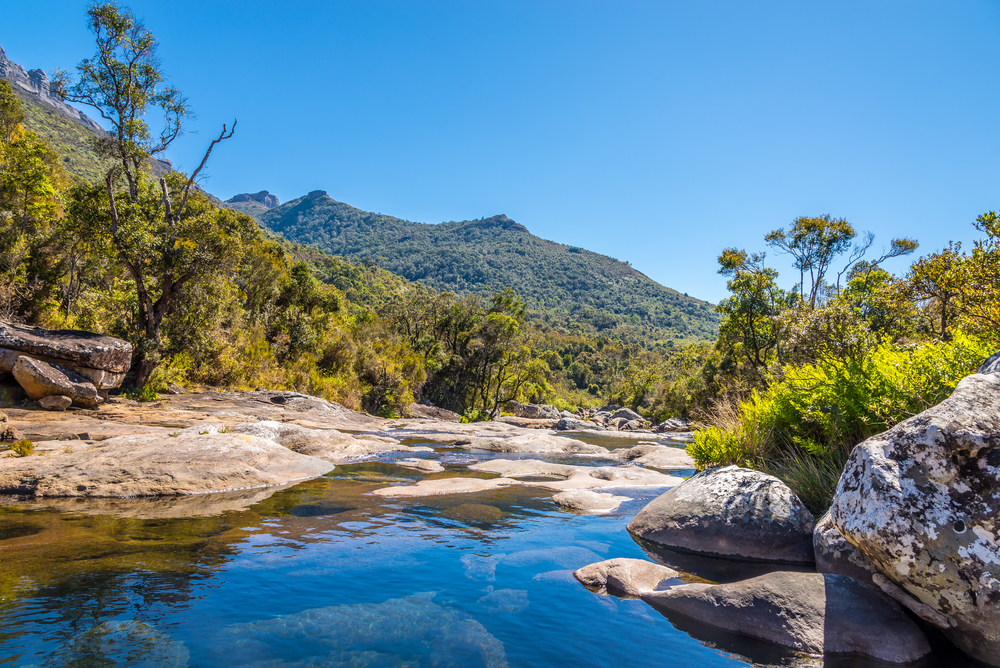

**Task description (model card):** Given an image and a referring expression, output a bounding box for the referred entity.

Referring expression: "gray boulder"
[813,510,877,584]
[12,357,102,408]
[622,419,644,431]
[0,322,132,373]
[574,558,679,597]
[655,417,692,432]
[641,572,930,664]
[628,465,815,564]
[507,401,560,420]
[611,407,642,422]
[556,417,604,431]
[978,349,1000,374]
[831,371,1000,665]
[606,417,627,431]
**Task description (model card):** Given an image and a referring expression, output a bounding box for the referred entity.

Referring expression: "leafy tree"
[55,3,242,385]
[957,212,1000,343]
[908,242,964,340]
[766,215,856,307]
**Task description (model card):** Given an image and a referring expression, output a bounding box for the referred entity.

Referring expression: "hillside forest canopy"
[1,2,998,512]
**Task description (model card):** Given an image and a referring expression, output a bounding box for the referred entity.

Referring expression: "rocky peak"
[304,190,328,201]
[226,190,280,209]
[0,45,102,133]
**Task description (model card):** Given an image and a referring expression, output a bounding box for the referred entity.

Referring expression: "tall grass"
[689,332,993,514]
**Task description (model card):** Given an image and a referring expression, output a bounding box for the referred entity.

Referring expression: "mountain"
[225,190,281,217]
[247,190,719,341]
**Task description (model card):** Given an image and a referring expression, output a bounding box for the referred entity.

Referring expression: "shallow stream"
[0,435,976,667]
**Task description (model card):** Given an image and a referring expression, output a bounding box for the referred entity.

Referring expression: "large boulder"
[574,558,679,596]
[0,431,335,497]
[641,572,930,664]
[556,417,604,431]
[979,350,1000,374]
[12,357,102,408]
[611,407,642,422]
[831,370,1000,665]
[628,465,815,564]
[0,347,125,389]
[813,510,878,584]
[506,401,560,420]
[655,417,692,433]
[0,322,131,373]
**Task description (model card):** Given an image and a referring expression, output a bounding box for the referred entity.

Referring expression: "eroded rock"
[552,490,629,513]
[607,443,695,470]
[574,558,678,596]
[0,322,132,373]
[468,459,682,491]
[627,465,815,564]
[831,371,1000,664]
[642,572,930,664]
[13,357,102,408]
[370,476,520,498]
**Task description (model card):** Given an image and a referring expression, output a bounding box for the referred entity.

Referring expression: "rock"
[0,322,132,373]
[556,417,604,431]
[0,347,125,389]
[574,558,679,596]
[0,431,335,497]
[12,357,102,408]
[813,510,878,584]
[641,572,930,664]
[407,402,461,421]
[611,407,642,422]
[494,416,558,429]
[607,443,695,469]
[395,458,445,473]
[38,395,72,411]
[622,419,645,431]
[506,401,560,420]
[978,349,1000,374]
[225,190,280,209]
[166,383,185,395]
[370,476,520,498]
[559,410,576,419]
[456,433,605,455]
[830,371,1000,664]
[606,417,627,431]
[655,417,693,432]
[0,411,22,440]
[597,404,620,413]
[468,458,682,491]
[552,490,630,513]
[628,465,816,564]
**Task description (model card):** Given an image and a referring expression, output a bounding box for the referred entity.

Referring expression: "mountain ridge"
[245,190,719,340]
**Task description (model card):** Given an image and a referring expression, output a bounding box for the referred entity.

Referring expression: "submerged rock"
[468,459,682,491]
[371,476,520,498]
[13,357,102,408]
[627,465,815,565]
[574,558,679,597]
[642,572,930,664]
[216,592,508,668]
[831,370,1000,664]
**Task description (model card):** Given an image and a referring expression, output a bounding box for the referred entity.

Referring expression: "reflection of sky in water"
[0,443,973,667]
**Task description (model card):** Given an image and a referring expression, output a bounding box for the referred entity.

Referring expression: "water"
[0,440,975,667]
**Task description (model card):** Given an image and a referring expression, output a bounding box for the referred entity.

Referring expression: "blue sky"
[4,1,999,303]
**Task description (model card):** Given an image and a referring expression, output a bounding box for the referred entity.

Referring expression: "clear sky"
[4,1,999,303]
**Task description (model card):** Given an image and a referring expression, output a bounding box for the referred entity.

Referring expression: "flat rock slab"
[395,458,445,472]
[608,443,695,469]
[451,434,606,455]
[628,465,816,565]
[575,558,679,596]
[0,322,132,373]
[642,572,930,664]
[13,357,102,408]
[469,459,683,491]
[0,431,335,497]
[552,489,629,513]
[371,476,520,498]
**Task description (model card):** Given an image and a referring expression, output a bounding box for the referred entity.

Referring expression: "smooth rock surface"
[0,432,335,497]
[395,458,445,473]
[38,395,72,411]
[574,558,679,596]
[0,322,132,373]
[641,572,930,664]
[607,443,695,469]
[469,459,683,491]
[454,433,605,455]
[813,510,877,584]
[831,372,1000,664]
[552,490,629,513]
[13,357,102,408]
[610,407,642,422]
[628,465,816,564]
[370,476,520,498]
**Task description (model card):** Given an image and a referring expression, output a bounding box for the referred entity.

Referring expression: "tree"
[957,212,1000,342]
[55,3,243,385]
[908,242,964,340]
[766,215,856,307]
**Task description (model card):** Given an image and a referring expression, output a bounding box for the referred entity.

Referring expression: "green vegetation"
[683,213,999,512]
[9,439,35,457]
[252,193,719,342]
[17,93,108,184]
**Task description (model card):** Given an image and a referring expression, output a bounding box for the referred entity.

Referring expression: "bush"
[690,332,993,513]
[9,439,34,457]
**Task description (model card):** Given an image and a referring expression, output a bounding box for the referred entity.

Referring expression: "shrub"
[9,439,34,457]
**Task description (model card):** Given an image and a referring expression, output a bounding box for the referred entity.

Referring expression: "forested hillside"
[251,191,719,341]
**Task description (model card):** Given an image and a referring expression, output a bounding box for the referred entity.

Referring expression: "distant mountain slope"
[253,190,719,340]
